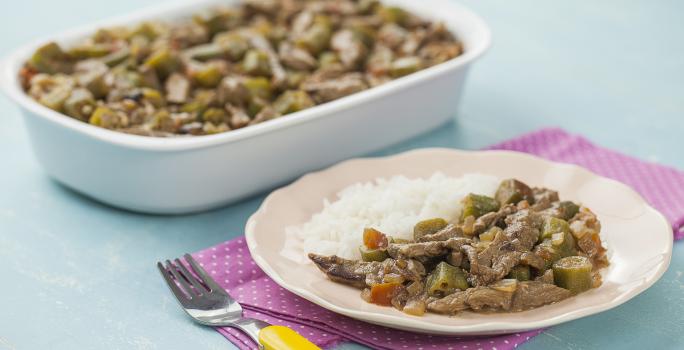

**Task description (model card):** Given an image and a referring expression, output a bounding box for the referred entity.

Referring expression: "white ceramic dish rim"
[245,148,673,334]
[0,0,491,152]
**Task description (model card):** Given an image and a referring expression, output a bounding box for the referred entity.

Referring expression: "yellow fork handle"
[258,325,321,350]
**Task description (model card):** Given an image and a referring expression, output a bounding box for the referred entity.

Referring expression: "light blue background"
[1,1,682,349]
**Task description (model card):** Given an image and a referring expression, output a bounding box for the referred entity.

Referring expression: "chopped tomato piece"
[370,282,402,306]
[363,228,389,249]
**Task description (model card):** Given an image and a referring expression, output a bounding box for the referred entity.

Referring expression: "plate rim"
[245,148,673,335]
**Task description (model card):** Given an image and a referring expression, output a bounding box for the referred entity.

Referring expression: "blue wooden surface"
[1,1,682,349]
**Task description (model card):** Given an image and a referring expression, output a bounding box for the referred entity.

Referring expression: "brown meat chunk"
[511,281,571,311]
[165,73,190,103]
[387,237,471,259]
[530,188,560,211]
[417,223,464,242]
[308,253,381,288]
[427,286,514,314]
[301,72,368,103]
[278,42,318,71]
[331,29,367,69]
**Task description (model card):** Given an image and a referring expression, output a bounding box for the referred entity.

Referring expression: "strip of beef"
[278,42,318,71]
[242,30,287,87]
[462,210,542,286]
[465,248,522,287]
[530,187,560,211]
[510,281,571,311]
[331,29,367,69]
[471,204,518,235]
[364,258,426,286]
[427,286,515,314]
[387,237,471,259]
[301,72,368,103]
[428,281,570,314]
[417,223,464,242]
[308,253,381,288]
[520,251,547,271]
[309,253,426,289]
[504,210,543,251]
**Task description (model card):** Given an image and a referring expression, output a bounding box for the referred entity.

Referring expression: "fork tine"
[165,259,199,297]
[157,261,192,306]
[183,254,225,293]
[174,258,210,294]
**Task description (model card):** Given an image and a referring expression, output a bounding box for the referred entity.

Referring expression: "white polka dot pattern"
[194,128,683,349]
[194,238,542,350]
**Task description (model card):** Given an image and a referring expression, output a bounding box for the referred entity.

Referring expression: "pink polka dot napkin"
[192,128,684,350]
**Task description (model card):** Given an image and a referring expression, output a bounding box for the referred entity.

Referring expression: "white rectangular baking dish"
[0,0,490,214]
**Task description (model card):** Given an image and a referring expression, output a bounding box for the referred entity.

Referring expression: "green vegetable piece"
[350,25,376,47]
[286,70,307,89]
[195,10,241,36]
[63,88,95,121]
[243,77,272,100]
[141,88,166,107]
[202,121,230,134]
[461,193,500,220]
[540,217,571,242]
[129,35,151,62]
[144,48,181,79]
[389,56,422,78]
[38,84,72,111]
[318,51,340,68]
[192,64,223,88]
[183,43,226,61]
[29,42,73,74]
[507,265,531,281]
[202,107,227,124]
[426,262,468,297]
[359,246,389,262]
[295,16,332,55]
[378,6,409,26]
[242,49,272,76]
[93,28,121,43]
[553,256,593,294]
[557,201,580,221]
[181,101,207,114]
[128,22,159,41]
[479,226,502,242]
[214,32,249,61]
[273,90,314,115]
[180,90,215,114]
[149,110,176,132]
[550,230,577,258]
[495,179,535,205]
[101,48,131,68]
[247,97,268,118]
[89,106,122,129]
[124,71,145,88]
[68,44,111,59]
[413,218,447,241]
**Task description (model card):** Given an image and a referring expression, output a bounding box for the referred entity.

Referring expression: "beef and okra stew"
[309,179,609,316]
[21,0,463,137]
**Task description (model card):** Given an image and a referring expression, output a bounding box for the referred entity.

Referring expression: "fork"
[158,254,320,350]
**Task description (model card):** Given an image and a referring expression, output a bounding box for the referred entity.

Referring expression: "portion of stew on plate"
[20,0,463,137]
[309,179,609,316]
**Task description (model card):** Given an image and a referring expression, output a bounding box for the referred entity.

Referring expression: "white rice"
[287,172,500,260]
